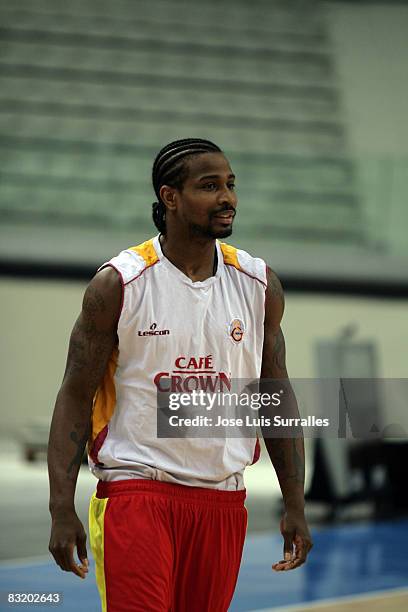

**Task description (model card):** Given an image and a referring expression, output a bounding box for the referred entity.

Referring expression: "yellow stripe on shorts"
[89,493,109,612]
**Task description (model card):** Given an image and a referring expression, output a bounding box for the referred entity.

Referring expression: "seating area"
[0,0,364,254]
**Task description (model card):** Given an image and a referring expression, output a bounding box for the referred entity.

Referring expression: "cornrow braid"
[151,138,222,234]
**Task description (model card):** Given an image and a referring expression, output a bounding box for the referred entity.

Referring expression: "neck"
[159,231,217,282]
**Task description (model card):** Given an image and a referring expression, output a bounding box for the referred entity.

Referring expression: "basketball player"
[48,138,312,611]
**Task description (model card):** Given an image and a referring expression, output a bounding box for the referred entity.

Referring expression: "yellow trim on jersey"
[89,494,108,612]
[220,242,241,269]
[129,238,159,268]
[90,346,118,446]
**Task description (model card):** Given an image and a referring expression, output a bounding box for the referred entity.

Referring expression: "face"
[161,152,238,239]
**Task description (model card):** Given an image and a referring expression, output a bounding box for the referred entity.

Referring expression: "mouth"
[212,211,236,223]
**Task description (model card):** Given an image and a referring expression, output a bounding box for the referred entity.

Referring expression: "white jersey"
[88,235,267,490]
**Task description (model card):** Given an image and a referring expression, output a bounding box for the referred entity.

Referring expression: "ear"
[159,185,177,212]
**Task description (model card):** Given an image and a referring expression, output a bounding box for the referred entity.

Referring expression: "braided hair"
[152,138,222,234]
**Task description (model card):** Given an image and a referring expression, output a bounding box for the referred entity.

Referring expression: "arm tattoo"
[82,286,107,340]
[268,438,305,486]
[65,285,114,387]
[263,268,286,377]
[272,328,286,372]
[83,286,106,320]
[263,269,305,496]
[66,423,90,477]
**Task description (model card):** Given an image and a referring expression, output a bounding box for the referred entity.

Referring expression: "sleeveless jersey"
[88,235,267,490]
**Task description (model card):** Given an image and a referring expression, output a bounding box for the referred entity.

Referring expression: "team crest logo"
[229,318,245,343]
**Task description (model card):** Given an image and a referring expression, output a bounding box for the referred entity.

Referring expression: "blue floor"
[231,519,408,611]
[1,520,408,611]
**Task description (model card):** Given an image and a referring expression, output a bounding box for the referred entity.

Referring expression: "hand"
[272,508,313,571]
[49,511,89,579]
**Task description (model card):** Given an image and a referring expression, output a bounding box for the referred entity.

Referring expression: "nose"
[218,185,237,209]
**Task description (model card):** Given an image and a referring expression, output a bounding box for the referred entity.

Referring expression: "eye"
[202,183,216,190]
[228,183,236,190]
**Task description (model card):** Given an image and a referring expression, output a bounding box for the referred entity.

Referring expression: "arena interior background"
[1,2,408,610]
[0,0,407,436]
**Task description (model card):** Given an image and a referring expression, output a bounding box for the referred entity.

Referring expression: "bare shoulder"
[82,266,122,329]
[61,266,122,395]
[265,266,285,327]
[261,266,288,377]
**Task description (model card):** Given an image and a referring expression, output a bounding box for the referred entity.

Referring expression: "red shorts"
[89,479,247,612]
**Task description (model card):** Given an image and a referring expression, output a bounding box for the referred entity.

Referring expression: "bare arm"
[47,266,121,578]
[261,266,313,570]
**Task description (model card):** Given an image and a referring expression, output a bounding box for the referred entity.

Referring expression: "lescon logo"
[138,322,170,336]
[229,318,245,343]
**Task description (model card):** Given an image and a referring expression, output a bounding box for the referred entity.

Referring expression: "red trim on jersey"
[125,259,159,286]
[89,424,108,465]
[253,261,268,466]
[251,437,261,465]
[264,264,269,313]
[224,262,267,288]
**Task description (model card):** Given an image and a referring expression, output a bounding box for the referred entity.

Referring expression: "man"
[48,138,312,611]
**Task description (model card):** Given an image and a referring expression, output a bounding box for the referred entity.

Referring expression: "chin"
[209,219,234,239]
[212,227,233,239]
[189,222,233,240]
